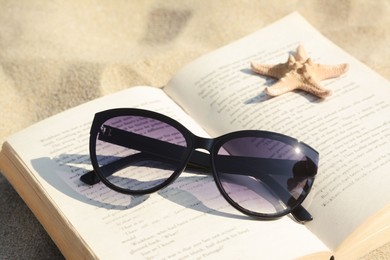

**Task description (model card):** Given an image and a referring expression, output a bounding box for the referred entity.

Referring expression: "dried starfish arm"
[251,62,290,79]
[265,69,332,98]
[295,45,309,61]
[308,61,349,80]
[263,75,300,96]
[299,67,333,98]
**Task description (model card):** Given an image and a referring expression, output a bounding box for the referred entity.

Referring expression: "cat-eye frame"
[81,108,319,223]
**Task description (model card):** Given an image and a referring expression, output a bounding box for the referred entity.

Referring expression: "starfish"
[251,45,349,98]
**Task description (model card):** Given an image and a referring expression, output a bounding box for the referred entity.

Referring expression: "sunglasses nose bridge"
[193,136,214,152]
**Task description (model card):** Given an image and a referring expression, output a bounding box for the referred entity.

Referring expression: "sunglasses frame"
[86,108,319,222]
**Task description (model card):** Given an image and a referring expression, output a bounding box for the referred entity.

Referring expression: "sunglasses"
[80,108,319,223]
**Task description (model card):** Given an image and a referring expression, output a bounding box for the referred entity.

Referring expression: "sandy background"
[1,1,390,258]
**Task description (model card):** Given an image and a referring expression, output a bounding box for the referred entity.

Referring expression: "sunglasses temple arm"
[189,152,314,222]
[80,153,158,185]
[249,167,313,222]
[81,126,314,221]
[193,152,313,222]
[83,124,315,182]
[291,205,313,223]
[80,150,313,222]
[94,125,313,174]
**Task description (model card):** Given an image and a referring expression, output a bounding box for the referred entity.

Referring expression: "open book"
[1,12,390,259]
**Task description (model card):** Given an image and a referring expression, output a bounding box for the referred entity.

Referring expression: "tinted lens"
[94,115,188,192]
[215,136,317,217]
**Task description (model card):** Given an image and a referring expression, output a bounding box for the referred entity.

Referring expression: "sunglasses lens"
[94,115,188,192]
[215,136,317,217]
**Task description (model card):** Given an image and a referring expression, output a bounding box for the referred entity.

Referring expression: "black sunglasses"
[80,108,319,223]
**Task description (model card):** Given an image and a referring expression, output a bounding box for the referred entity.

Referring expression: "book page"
[2,86,328,259]
[165,13,390,250]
